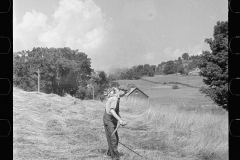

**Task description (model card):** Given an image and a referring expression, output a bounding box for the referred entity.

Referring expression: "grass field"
[141,74,206,88]
[13,82,228,160]
[118,75,217,111]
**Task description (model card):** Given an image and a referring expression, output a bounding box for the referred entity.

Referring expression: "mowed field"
[118,74,217,112]
[142,74,206,87]
[14,73,228,160]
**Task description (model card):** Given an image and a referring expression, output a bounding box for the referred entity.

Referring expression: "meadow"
[13,74,228,160]
[141,74,205,87]
[118,75,219,113]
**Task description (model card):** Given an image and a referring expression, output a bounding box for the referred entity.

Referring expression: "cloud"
[187,44,203,55]
[13,0,149,71]
[162,47,180,59]
[163,47,172,55]
[18,10,49,31]
[163,43,204,60]
[13,0,107,52]
[40,0,107,50]
[160,37,206,61]
[14,10,50,51]
[145,52,155,60]
[173,48,188,58]
[89,29,148,71]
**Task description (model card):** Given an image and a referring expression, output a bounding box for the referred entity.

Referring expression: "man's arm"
[109,97,127,125]
[110,109,123,123]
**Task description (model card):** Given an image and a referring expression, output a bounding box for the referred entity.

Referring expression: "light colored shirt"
[105,96,119,115]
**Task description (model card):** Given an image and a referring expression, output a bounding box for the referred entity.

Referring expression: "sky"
[13,0,228,72]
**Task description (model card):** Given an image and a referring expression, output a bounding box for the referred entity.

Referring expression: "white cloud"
[82,26,105,50]
[14,10,50,51]
[187,44,203,55]
[171,46,203,59]
[13,0,108,52]
[172,48,185,58]
[163,47,172,55]
[40,0,107,50]
[162,47,185,59]
[163,43,204,60]
[18,10,49,31]
[145,52,155,60]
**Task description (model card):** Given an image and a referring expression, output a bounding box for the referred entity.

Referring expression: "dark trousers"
[103,112,119,159]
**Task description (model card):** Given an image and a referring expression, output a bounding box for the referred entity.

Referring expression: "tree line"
[108,64,156,80]
[109,53,201,80]
[155,54,200,75]
[13,47,118,100]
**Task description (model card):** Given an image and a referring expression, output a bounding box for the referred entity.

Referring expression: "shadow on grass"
[196,150,228,160]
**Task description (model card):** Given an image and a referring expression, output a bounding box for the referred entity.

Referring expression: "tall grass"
[121,97,228,160]
[13,87,228,160]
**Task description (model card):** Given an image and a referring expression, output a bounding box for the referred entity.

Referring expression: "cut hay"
[14,87,228,160]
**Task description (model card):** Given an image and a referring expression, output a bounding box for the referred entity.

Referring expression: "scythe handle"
[111,123,121,137]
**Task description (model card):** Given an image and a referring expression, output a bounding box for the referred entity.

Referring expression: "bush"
[172,85,179,89]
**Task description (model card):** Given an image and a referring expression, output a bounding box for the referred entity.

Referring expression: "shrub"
[172,85,179,89]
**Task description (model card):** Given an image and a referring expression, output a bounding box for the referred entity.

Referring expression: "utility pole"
[93,85,94,100]
[37,69,40,92]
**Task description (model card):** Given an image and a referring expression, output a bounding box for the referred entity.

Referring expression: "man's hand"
[119,120,127,126]
[110,109,127,126]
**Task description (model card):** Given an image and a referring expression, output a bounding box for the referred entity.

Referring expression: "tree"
[177,64,184,74]
[173,60,182,73]
[86,71,102,99]
[156,63,164,75]
[163,61,175,74]
[136,65,144,74]
[187,59,199,71]
[108,68,126,80]
[13,50,38,91]
[198,21,228,110]
[182,53,189,60]
[91,70,109,99]
[13,47,92,98]
[150,65,156,76]
[183,66,189,75]
[143,64,151,76]
[178,57,182,63]
[108,81,120,88]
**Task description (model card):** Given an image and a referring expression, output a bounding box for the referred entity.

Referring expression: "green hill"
[117,75,210,107]
[141,74,205,87]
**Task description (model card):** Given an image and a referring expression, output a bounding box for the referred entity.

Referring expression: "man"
[103,85,128,160]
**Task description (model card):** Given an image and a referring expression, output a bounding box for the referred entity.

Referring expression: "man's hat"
[118,85,129,92]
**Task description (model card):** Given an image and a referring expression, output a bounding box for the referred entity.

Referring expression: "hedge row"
[141,78,200,89]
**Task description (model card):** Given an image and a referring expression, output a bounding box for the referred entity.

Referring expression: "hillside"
[118,75,213,108]
[141,74,205,88]
[13,87,228,160]
[13,87,107,159]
